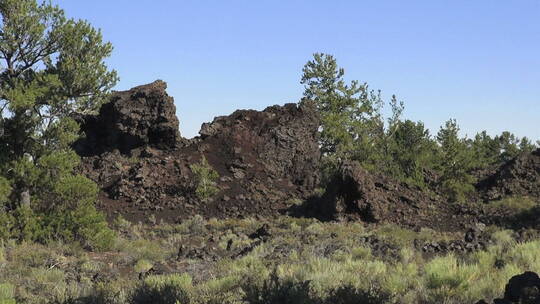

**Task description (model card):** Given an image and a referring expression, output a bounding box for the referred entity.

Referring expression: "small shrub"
[196,276,242,304]
[134,259,153,273]
[113,215,132,232]
[0,212,14,241]
[11,205,42,242]
[92,280,132,304]
[9,242,58,268]
[132,273,193,304]
[0,177,11,205]
[424,255,477,302]
[180,214,207,235]
[117,239,169,263]
[487,196,537,212]
[326,285,387,304]
[80,260,104,274]
[190,156,219,202]
[0,283,16,304]
[242,272,314,304]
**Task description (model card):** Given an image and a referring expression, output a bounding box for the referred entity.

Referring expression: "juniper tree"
[0,0,117,248]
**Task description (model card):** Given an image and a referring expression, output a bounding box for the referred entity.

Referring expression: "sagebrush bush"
[132,273,193,304]
[0,283,16,304]
[92,280,132,304]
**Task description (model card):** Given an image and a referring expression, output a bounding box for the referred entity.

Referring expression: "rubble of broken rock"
[477,148,540,202]
[297,160,482,231]
[76,81,540,233]
[78,81,320,223]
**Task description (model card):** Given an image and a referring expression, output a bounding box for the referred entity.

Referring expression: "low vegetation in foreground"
[0,207,539,304]
[0,1,539,304]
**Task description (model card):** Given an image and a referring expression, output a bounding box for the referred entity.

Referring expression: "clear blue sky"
[53,0,539,140]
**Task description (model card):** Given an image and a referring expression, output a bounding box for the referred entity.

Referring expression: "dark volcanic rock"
[78,84,321,222]
[503,272,540,304]
[75,80,181,155]
[477,149,540,201]
[479,271,540,304]
[197,103,320,190]
[305,161,473,230]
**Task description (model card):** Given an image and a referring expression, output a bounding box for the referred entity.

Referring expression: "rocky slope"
[76,81,540,229]
[477,148,540,201]
[77,81,320,222]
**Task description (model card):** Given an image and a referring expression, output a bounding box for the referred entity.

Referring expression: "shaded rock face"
[304,161,476,231]
[78,82,320,222]
[477,271,540,304]
[75,80,181,156]
[477,149,540,201]
[197,103,320,190]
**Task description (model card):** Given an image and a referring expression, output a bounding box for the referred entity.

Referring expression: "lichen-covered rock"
[74,80,181,155]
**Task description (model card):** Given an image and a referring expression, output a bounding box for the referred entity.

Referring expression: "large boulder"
[75,80,181,155]
[477,271,540,304]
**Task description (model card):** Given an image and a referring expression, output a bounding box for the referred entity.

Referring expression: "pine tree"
[300,53,384,178]
[0,0,117,248]
[436,119,475,202]
[387,120,437,187]
[190,156,219,202]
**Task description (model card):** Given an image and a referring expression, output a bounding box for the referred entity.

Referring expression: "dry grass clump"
[1,216,539,303]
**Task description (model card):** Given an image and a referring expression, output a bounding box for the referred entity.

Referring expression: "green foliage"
[1,217,540,304]
[0,283,16,304]
[0,0,116,249]
[11,205,42,242]
[0,177,11,205]
[190,156,219,202]
[0,211,14,240]
[381,119,438,187]
[301,54,538,197]
[133,273,193,304]
[300,53,384,169]
[92,280,131,304]
[470,131,500,168]
[436,119,475,201]
[471,131,538,169]
[134,259,153,273]
[300,54,438,188]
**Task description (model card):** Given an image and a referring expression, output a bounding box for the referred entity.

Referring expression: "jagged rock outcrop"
[74,80,181,155]
[477,149,540,201]
[197,103,320,190]
[302,161,476,230]
[77,81,320,222]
